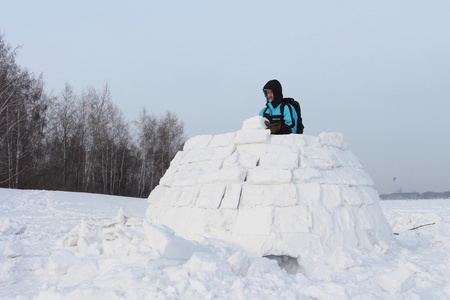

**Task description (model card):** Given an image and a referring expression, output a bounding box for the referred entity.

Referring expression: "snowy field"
[0,188,449,299]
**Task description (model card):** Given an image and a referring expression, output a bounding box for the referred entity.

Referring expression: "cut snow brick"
[240,184,297,207]
[292,168,325,184]
[210,145,236,160]
[241,116,268,130]
[272,206,309,233]
[246,167,291,185]
[176,186,200,207]
[259,152,299,169]
[220,184,242,209]
[234,207,274,236]
[318,132,344,148]
[234,129,270,144]
[209,132,235,148]
[195,183,226,209]
[236,150,259,169]
[180,148,215,164]
[183,135,213,150]
[320,184,342,212]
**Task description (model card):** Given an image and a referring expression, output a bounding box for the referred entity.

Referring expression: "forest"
[0,34,185,198]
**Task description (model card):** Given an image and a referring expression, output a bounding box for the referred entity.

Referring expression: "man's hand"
[265,121,281,134]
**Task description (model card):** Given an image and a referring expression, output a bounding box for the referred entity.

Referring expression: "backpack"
[281,98,304,134]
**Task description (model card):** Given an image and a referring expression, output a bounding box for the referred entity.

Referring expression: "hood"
[263,79,283,103]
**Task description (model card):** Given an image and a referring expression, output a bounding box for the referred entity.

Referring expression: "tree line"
[0,34,185,198]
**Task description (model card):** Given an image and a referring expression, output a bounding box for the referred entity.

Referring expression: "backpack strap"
[280,102,296,129]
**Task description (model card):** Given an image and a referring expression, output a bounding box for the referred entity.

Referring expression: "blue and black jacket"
[259,79,298,134]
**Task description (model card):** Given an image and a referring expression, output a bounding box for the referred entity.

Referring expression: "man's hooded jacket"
[259,79,298,134]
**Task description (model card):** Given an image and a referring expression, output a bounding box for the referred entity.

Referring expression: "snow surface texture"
[1,189,449,299]
[146,116,394,276]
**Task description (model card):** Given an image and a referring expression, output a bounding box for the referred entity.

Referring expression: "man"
[259,79,299,134]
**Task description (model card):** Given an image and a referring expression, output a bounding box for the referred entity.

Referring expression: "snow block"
[320,184,342,212]
[210,145,236,160]
[48,249,80,277]
[318,132,344,148]
[144,222,197,260]
[195,183,226,209]
[183,135,213,150]
[271,134,306,147]
[272,206,309,233]
[234,129,270,144]
[209,132,235,148]
[234,207,274,236]
[246,167,292,185]
[241,116,268,130]
[198,165,247,184]
[176,186,199,207]
[220,184,242,209]
[292,168,325,184]
[259,152,299,169]
[377,268,415,295]
[240,184,297,207]
[236,150,259,169]
[236,143,268,156]
[180,148,215,164]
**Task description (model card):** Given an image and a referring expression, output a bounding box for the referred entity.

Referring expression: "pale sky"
[2,1,449,194]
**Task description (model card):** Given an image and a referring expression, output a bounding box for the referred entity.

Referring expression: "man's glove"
[265,121,281,134]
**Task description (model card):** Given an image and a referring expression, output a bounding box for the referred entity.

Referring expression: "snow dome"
[146,116,393,274]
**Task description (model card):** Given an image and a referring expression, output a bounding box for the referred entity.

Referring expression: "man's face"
[265,89,274,102]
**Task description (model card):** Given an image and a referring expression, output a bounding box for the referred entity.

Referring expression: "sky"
[1,1,449,194]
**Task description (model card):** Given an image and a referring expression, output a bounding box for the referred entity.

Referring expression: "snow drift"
[146,116,394,275]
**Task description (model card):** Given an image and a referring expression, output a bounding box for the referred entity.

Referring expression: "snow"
[0,116,449,299]
[1,189,450,299]
[147,116,394,276]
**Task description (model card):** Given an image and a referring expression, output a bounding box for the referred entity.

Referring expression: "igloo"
[146,116,393,274]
